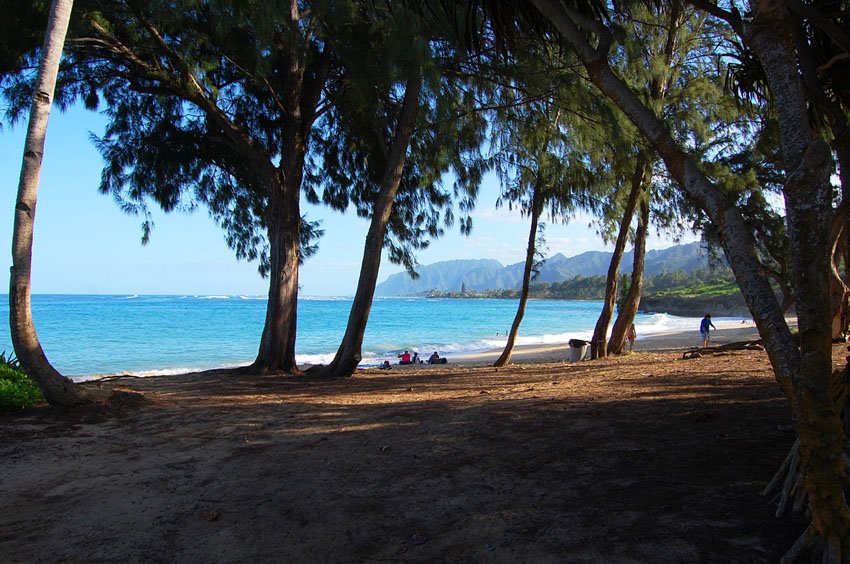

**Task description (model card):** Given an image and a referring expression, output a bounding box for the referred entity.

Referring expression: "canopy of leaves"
[308,3,489,274]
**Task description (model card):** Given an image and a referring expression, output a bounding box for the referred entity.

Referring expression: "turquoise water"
[0,294,716,378]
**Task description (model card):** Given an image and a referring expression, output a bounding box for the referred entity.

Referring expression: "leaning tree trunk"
[10,0,94,407]
[589,156,646,359]
[607,7,677,356]
[609,190,649,355]
[314,70,423,378]
[494,184,544,367]
[528,0,849,557]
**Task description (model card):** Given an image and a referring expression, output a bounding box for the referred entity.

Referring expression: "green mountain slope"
[376,242,710,296]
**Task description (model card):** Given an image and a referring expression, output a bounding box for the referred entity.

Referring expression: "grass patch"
[652,281,739,298]
[0,352,43,410]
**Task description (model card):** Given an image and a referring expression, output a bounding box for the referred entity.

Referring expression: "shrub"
[0,356,43,410]
[0,350,21,370]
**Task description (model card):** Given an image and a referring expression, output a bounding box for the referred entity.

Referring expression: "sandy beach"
[446,319,762,366]
[3,318,821,563]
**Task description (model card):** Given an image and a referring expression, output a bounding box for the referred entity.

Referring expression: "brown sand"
[1,323,823,562]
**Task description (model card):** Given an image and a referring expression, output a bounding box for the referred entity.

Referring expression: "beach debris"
[202,510,220,522]
[683,340,764,360]
[409,533,427,546]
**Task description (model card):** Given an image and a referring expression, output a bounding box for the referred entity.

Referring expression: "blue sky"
[1,104,695,296]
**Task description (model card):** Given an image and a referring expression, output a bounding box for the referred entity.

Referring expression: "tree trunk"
[494,184,544,367]
[9,0,93,407]
[747,6,850,552]
[829,199,849,341]
[609,190,649,354]
[833,137,850,338]
[315,70,423,378]
[251,172,302,374]
[589,155,647,359]
[249,32,330,375]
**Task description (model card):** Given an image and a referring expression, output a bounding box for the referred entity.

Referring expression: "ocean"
[0,295,727,379]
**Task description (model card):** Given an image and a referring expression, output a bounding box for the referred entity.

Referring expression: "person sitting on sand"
[700,314,717,348]
[398,351,412,365]
[380,360,391,370]
[428,351,447,364]
[412,352,420,364]
[627,323,636,352]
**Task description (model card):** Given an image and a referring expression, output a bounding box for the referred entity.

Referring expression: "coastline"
[443,319,764,367]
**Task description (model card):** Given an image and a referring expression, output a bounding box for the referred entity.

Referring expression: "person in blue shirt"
[700,314,716,348]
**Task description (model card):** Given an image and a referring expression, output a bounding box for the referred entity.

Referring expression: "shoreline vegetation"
[415,268,751,317]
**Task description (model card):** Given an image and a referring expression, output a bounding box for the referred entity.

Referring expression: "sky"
[0,104,697,296]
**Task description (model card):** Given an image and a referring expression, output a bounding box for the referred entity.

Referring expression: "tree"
[492,177,545,367]
[313,63,424,378]
[306,6,487,377]
[608,191,649,354]
[445,0,848,556]
[481,35,618,366]
[590,154,646,358]
[35,1,341,374]
[524,0,850,556]
[10,0,96,406]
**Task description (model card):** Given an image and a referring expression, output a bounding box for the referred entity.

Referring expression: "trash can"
[567,339,588,362]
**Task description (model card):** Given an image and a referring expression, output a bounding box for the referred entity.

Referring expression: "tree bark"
[494,184,544,367]
[315,70,423,378]
[252,177,302,374]
[9,0,94,407]
[590,155,647,359]
[609,189,649,354]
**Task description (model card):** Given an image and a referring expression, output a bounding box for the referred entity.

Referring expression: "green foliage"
[423,267,738,301]
[651,279,739,298]
[0,1,48,74]
[309,4,488,275]
[0,350,22,370]
[645,269,738,297]
[0,353,43,411]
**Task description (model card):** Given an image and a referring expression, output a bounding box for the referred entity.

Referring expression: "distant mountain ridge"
[376,242,711,296]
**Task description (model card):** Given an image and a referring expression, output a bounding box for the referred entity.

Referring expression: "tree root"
[779,524,849,564]
[766,364,850,563]
[763,439,804,518]
[780,526,816,564]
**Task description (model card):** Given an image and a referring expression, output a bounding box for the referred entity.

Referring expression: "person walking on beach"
[627,323,637,352]
[700,314,716,348]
